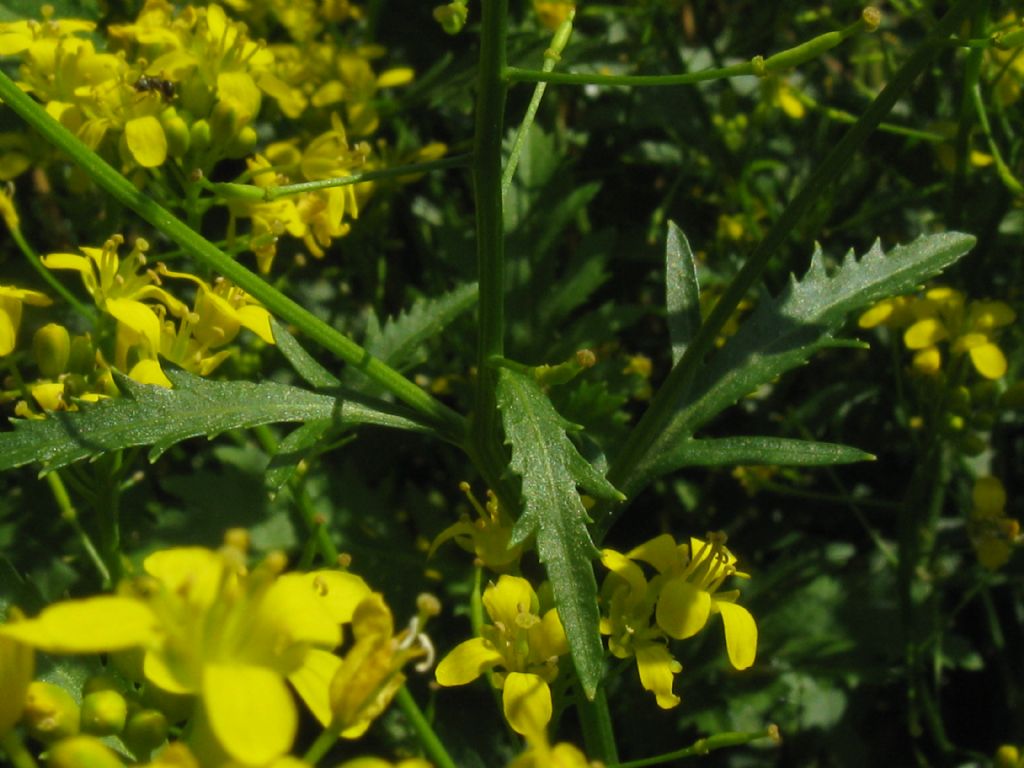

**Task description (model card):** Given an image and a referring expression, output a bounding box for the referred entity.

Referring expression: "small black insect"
[133,74,177,102]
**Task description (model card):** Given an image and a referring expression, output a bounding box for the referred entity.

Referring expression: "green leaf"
[362,282,478,375]
[626,233,974,496]
[265,420,333,492]
[271,319,341,388]
[496,367,624,699]
[0,370,426,472]
[649,436,874,476]
[665,221,701,364]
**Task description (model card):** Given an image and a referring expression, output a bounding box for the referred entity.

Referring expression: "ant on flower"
[133,74,177,102]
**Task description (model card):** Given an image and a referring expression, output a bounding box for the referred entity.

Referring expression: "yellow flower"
[435,575,568,736]
[0,284,52,357]
[599,549,681,709]
[857,295,917,330]
[969,476,1019,570]
[0,533,373,766]
[43,236,188,359]
[429,483,523,572]
[902,287,1016,379]
[0,183,20,230]
[628,533,757,671]
[0,608,34,738]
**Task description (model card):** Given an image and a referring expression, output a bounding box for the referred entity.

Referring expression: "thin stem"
[471,0,512,498]
[610,726,779,767]
[8,224,97,322]
[501,14,575,197]
[0,730,39,768]
[395,686,458,768]
[577,684,618,764]
[593,0,976,542]
[251,424,339,566]
[0,69,467,445]
[46,471,112,587]
[301,728,337,765]
[209,155,473,202]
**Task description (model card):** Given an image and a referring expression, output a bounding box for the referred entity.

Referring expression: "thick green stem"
[0,70,466,444]
[471,0,511,496]
[594,0,976,541]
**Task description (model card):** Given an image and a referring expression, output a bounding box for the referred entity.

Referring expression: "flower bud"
[80,690,128,736]
[47,735,124,768]
[225,125,258,159]
[189,119,213,154]
[209,101,241,148]
[121,709,169,758]
[433,3,468,34]
[160,109,191,158]
[33,323,70,378]
[995,744,1020,768]
[23,681,80,742]
[67,334,95,375]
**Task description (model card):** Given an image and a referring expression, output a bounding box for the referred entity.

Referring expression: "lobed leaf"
[0,370,426,473]
[496,367,623,699]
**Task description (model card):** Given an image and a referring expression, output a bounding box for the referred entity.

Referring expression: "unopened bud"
[80,690,128,736]
[160,110,191,158]
[47,735,124,768]
[23,681,80,742]
[122,709,169,758]
[433,2,468,34]
[33,323,71,378]
[189,119,212,153]
[225,125,258,159]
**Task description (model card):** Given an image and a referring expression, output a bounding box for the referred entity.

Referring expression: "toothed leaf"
[496,367,623,699]
[0,369,425,472]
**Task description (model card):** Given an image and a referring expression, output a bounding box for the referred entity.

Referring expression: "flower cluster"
[428,482,524,572]
[0,2,431,271]
[599,532,757,709]
[859,286,1016,380]
[0,530,437,766]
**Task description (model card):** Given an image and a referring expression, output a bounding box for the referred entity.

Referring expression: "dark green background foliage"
[1,1,1022,766]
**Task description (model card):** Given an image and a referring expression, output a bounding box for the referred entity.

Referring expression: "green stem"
[301,728,337,765]
[0,70,467,445]
[471,0,512,498]
[46,471,112,587]
[577,684,618,764]
[610,726,778,767]
[8,226,97,322]
[506,15,870,87]
[395,686,458,768]
[251,424,339,566]
[209,155,473,201]
[593,0,976,542]
[0,730,39,768]
[501,14,574,197]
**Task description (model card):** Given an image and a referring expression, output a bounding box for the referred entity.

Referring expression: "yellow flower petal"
[236,304,275,344]
[911,347,942,376]
[376,68,414,88]
[144,547,228,610]
[502,672,551,739]
[656,577,711,640]
[0,597,158,653]
[483,575,537,629]
[0,623,34,736]
[968,342,1008,379]
[125,116,168,168]
[627,533,683,575]
[217,71,261,122]
[202,664,297,766]
[106,298,161,355]
[434,637,503,686]
[904,318,949,349]
[717,601,757,670]
[306,571,373,625]
[634,642,681,709]
[288,648,342,727]
[251,573,341,656]
[129,359,172,387]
